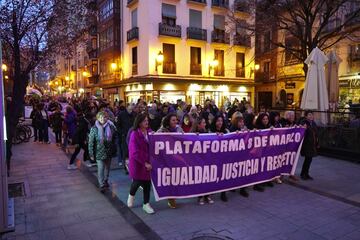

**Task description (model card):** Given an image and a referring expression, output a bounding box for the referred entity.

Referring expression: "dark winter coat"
[50,112,64,132]
[72,116,91,145]
[300,119,319,157]
[116,110,135,137]
[30,110,42,128]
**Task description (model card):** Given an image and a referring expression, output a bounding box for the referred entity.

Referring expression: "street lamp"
[208,59,219,75]
[155,51,164,72]
[250,64,260,77]
[65,76,70,81]
[110,62,117,71]
[1,64,7,72]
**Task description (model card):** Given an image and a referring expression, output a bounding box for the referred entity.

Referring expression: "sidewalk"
[88,155,360,240]
[1,142,146,240]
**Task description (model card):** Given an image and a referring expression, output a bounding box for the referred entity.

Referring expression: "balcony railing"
[187,0,207,4]
[187,27,207,41]
[214,67,225,76]
[88,49,98,59]
[88,74,99,85]
[127,27,139,42]
[211,30,230,44]
[236,67,245,78]
[163,62,176,74]
[89,25,97,36]
[234,0,250,13]
[190,64,202,75]
[127,0,138,7]
[234,35,251,47]
[212,0,229,8]
[132,64,138,75]
[159,23,182,38]
[255,71,271,82]
[349,51,360,61]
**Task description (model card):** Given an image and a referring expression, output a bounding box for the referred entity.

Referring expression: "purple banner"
[149,127,305,200]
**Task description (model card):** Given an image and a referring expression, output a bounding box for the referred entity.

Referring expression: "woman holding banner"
[127,113,155,214]
[210,114,230,202]
[191,116,215,205]
[229,113,250,197]
[157,113,184,209]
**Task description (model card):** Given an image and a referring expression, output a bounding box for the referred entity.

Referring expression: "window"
[189,9,202,28]
[163,43,176,74]
[284,36,301,65]
[99,0,113,22]
[131,9,138,28]
[162,3,176,26]
[132,47,138,75]
[190,47,201,75]
[91,60,98,75]
[236,53,245,77]
[263,31,271,52]
[99,27,113,51]
[214,50,224,76]
[264,61,270,72]
[214,15,225,30]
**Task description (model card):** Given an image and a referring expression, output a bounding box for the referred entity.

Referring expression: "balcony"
[211,30,230,44]
[187,27,207,41]
[236,67,245,78]
[132,64,138,75]
[349,51,360,61]
[190,64,202,75]
[89,25,97,36]
[88,49,98,59]
[163,62,176,74]
[127,27,139,42]
[88,74,99,85]
[234,0,250,13]
[187,0,207,5]
[255,71,271,82]
[127,0,138,7]
[212,0,229,8]
[214,67,225,76]
[159,23,182,38]
[234,35,251,47]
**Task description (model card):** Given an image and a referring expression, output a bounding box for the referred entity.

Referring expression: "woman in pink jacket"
[127,113,155,214]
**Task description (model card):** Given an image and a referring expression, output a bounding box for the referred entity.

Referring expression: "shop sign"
[340,78,360,88]
[285,82,296,89]
[106,88,118,94]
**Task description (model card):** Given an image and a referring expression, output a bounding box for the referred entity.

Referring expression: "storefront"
[122,80,255,107]
[339,75,360,104]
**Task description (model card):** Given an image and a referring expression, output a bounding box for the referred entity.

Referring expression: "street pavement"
[1,142,146,240]
[2,140,360,240]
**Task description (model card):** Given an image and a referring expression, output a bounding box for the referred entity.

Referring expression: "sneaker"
[253,185,264,192]
[86,162,97,167]
[67,164,77,170]
[206,196,214,204]
[198,197,205,205]
[46,141,51,144]
[239,189,249,198]
[127,195,135,208]
[275,178,283,184]
[142,203,155,214]
[168,199,177,209]
[118,162,123,167]
[220,192,228,202]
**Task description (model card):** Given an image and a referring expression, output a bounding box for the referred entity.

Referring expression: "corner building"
[120,0,256,106]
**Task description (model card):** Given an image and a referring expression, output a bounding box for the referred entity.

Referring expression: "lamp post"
[155,51,164,72]
[250,64,260,78]
[208,59,219,75]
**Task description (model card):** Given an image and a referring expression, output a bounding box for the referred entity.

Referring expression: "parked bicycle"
[12,118,33,144]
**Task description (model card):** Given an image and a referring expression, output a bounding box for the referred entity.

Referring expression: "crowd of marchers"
[26,95,319,214]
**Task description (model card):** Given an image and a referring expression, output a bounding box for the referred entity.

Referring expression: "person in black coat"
[115,104,136,173]
[68,112,92,169]
[300,110,319,180]
[50,106,64,145]
[30,105,42,142]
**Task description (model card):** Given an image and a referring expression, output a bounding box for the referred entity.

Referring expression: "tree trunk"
[303,63,308,79]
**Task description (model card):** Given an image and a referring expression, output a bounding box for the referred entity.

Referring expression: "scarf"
[95,120,113,144]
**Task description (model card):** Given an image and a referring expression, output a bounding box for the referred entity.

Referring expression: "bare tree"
[0,0,94,168]
[254,0,360,74]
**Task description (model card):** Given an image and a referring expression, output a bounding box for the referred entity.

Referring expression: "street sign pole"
[0,41,10,233]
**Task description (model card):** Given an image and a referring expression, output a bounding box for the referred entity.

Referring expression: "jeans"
[97,158,112,188]
[39,120,49,142]
[116,136,123,165]
[33,127,39,141]
[54,130,62,144]
[130,180,151,204]
[70,142,89,165]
